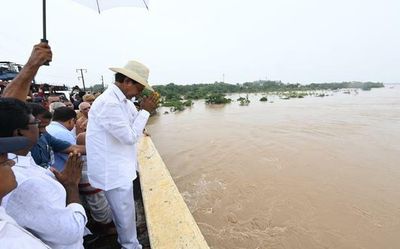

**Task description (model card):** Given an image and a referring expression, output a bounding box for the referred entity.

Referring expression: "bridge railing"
[138,137,210,249]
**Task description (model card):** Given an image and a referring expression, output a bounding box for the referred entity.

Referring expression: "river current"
[147,85,400,249]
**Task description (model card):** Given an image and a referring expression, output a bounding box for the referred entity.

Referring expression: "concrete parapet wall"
[138,137,210,249]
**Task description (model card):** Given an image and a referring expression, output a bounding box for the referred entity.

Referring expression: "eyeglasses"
[82,107,90,111]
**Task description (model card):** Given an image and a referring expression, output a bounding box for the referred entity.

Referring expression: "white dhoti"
[79,156,113,224]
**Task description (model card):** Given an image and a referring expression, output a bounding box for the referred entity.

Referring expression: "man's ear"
[69,119,76,127]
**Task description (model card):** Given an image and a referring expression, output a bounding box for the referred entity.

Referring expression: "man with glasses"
[0,136,51,248]
[0,97,86,249]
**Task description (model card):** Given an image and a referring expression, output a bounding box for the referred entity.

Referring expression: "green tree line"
[153,80,384,102]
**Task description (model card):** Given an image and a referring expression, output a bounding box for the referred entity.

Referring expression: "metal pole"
[76,69,87,92]
[41,0,50,65]
[96,0,101,13]
[142,0,149,10]
[42,0,47,41]
[81,70,85,91]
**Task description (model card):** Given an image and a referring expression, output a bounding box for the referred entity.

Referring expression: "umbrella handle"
[40,39,50,66]
[41,0,49,66]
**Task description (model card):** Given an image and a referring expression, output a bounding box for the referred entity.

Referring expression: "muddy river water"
[146,85,400,249]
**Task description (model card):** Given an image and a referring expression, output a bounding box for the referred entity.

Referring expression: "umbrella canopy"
[71,0,149,13]
[40,0,150,65]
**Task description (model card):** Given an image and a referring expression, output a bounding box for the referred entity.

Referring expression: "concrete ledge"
[138,136,210,249]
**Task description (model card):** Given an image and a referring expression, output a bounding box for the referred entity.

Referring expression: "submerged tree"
[238,95,250,106]
[205,93,232,104]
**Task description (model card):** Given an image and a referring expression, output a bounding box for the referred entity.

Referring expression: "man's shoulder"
[76,116,87,123]
[45,133,71,151]
[96,87,119,103]
[42,132,56,142]
[46,122,61,133]
[4,174,62,217]
[12,158,51,175]
[14,173,53,188]
[46,124,73,137]
[33,134,49,148]
[90,95,121,118]
[9,166,57,198]
[42,131,53,139]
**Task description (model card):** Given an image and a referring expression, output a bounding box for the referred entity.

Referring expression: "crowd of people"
[0,42,159,249]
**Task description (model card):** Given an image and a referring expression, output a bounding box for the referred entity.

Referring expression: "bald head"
[78,102,90,111]
[78,102,91,117]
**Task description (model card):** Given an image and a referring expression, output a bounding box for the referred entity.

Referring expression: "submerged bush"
[205,93,232,104]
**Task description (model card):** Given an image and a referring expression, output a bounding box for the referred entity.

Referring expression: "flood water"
[146,85,400,249]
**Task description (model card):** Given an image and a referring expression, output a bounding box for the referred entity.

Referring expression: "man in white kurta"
[1,137,51,249]
[2,154,87,249]
[0,206,51,249]
[0,98,87,249]
[86,61,158,249]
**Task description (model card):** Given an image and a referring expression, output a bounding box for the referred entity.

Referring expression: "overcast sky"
[1,0,399,87]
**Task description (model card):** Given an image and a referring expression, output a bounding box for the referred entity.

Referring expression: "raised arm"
[2,42,52,101]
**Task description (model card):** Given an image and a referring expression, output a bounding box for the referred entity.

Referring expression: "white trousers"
[104,184,142,249]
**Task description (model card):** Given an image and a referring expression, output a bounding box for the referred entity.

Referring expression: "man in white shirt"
[0,136,51,248]
[46,106,77,171]
[0,97,87,249]
[86,60,158,249]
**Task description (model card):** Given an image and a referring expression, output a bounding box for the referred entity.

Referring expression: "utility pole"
[101,75,105,91]
[76,68,87,91]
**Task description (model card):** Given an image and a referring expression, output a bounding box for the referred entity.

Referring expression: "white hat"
[110,60,154,91]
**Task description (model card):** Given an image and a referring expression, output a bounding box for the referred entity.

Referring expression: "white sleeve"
[5,178,87,245]
[96,102,150,145]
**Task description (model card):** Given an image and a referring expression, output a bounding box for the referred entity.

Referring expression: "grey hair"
[49,102,66,114]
